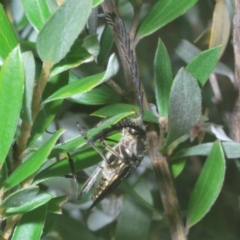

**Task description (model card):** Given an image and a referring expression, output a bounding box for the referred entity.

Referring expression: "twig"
[227,0,240,141]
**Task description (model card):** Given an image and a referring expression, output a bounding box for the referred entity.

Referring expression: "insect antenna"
[104,12,144,119]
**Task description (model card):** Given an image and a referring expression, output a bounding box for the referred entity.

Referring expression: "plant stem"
[148,130,186,240]
[15,61,52,170]
[228,0,240,141]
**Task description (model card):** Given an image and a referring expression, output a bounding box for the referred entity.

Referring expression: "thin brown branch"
[148,130,186,240]
[227,0,240,141]
[15,61,52,169]
[1,215,21,240]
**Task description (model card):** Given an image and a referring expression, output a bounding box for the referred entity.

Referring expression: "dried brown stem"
[228,0,240,141]
[148,130,186,240]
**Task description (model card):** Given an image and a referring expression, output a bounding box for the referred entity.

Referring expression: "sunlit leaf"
[44,54,119,103]
[3,191,52,218]
[21,0,52,31]
[0,6,18,60]
[2,129,64,192]
[36,0,92,64]
[11,204,47,240]
[137,0,197,39]
[21,51,35,125]
[0,46,24,167]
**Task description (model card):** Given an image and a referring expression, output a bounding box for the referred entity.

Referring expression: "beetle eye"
[129,128,138,135]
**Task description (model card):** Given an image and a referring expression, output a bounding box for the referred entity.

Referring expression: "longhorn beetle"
[68,12,147,211]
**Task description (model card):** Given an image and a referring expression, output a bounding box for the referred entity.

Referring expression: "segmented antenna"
[104,12,144,120]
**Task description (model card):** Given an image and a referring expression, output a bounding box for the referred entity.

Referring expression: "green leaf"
[47,196,68,214]
[42,213,58,237]
[170,159,186,178]
[36,0,92,64]
[97,24,114,65]
[0,186,39,208]
[137,0,197,39]
[120,182,162,215]
[92,103,158,123]
[186,46,221,86]
[21,0,52,31]
[172,141,240,160]
[0,46,24,167]
[116,179,152,240]
[175,39,234,82]
[50,40,93,77]
[34,149,101,184]
[11,204,47,240]
[34,113,132,183]
[49,112,131,157]
[0,5,18,60]
[187,141,226,228]
[4,191,52,218]
[154,39,173,117]
[44,53,119,103]
[82,34,100,56]
[93,0,103,7]
[163,68,201,149]
[55,213,97,240]
[28,72,68,146]
[70,84,122,105]
[21,51,35,125]
[2,129,64,192]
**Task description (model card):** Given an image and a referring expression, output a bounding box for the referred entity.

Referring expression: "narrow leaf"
[21,52,35,125]
[187,141,226,228]
[50,40,93,77]
[120,182,162,215]
[175,39,234,82]
[21,0,52,31]
[93,0,103,7]
[2,129,64,192]
[11,204,47,240]
[70,84,121,105]
[186,46,221,86]
[137,0,197,39]
[97,24,114,65]
[0,186,39,208]
[154,39,173,117]
[170,159,186,178]
[36,0,92,64]
[92,103,158,123]
[0,46,24,167]
[3,192,52,218]
[116,180,152,240]
[163,68,201,148]
[47,196,68,214]
[0,5,18,60]
[28,72,68,146]
[44,53,119,103]
[172,141,240,160]
[209,0,231,58]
